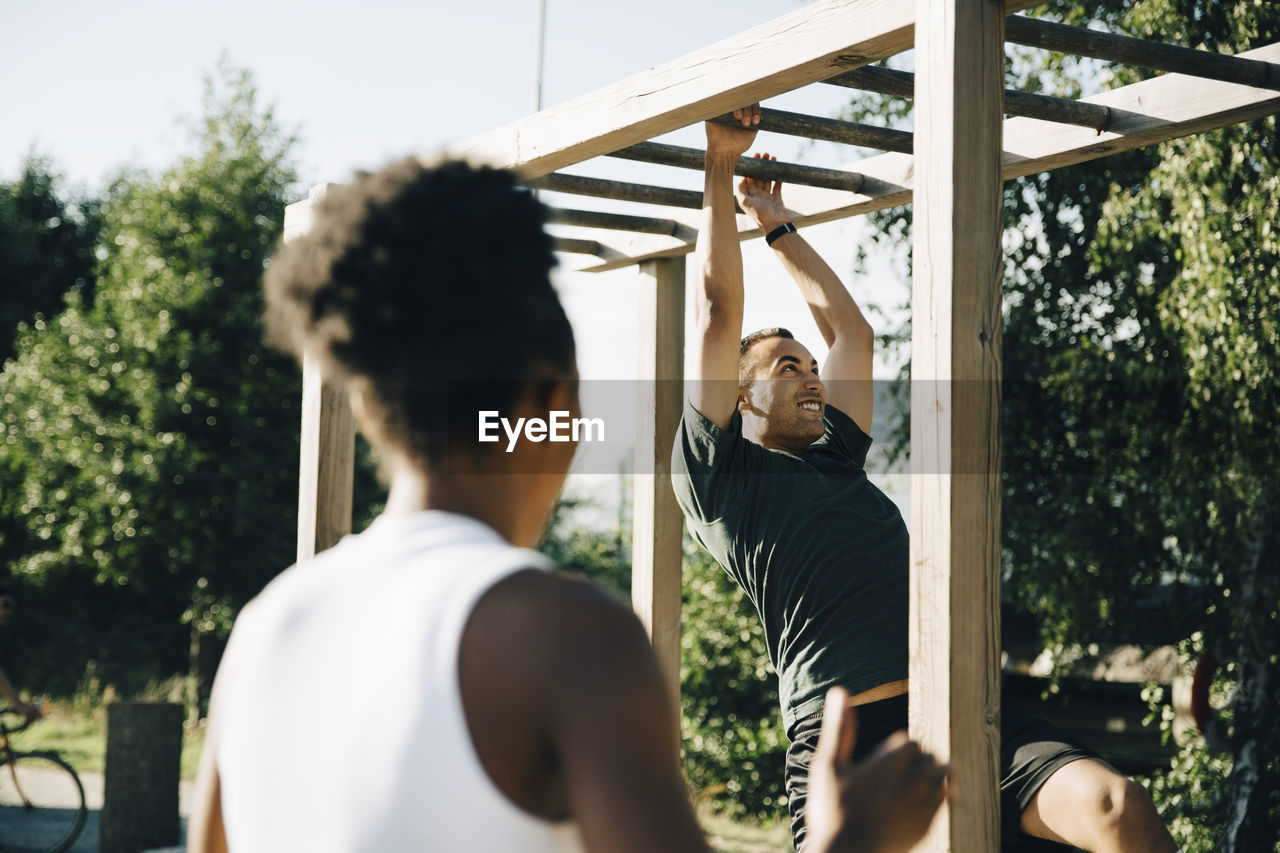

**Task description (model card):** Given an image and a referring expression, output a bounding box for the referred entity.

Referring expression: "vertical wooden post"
[286,186,356,562]
[910,1,1004,851]
[296,354,355,561]
[632,256,686,729]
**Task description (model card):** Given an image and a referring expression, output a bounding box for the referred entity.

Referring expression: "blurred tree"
[679,545,785,821]
[851,3,1278,848]
[0,158,101,366]
[0,162,102,612]
[540,494,631,596]
[0,62,303,706]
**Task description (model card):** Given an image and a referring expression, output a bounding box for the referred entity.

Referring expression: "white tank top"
[214,511,587,852]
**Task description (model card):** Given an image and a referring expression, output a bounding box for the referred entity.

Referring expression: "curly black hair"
[264,157,575,467]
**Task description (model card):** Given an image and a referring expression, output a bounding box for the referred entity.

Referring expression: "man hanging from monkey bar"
[671,103,1180,853]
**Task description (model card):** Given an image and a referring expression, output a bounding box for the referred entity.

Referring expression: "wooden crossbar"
[528,173,705,210]
[570,39,1280,272]
[828,65,1113,131]
[1006,16,1280,90]
[826,63,915,97]
[445,0,1042,178]
[608,141,865,191]
[709,108,914,153]
[545,207,688,236]
[1002,88,1111,130]
[551,237,604,255]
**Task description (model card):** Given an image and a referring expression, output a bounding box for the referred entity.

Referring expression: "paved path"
[1,769,187,852]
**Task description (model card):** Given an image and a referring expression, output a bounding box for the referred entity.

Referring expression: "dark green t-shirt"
[671,402,909,733]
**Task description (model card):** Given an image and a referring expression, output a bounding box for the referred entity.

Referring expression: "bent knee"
[1023,760,1147,839]
[1094,776,1154,828]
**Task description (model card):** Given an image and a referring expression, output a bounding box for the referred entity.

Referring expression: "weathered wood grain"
[909,0,1004,847]
[632,256,687,731]
[444,0,1042,179]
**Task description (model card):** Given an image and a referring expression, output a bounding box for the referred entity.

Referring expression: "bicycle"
[0,707,87,853]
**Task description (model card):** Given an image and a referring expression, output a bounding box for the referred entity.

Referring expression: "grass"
[5,702,107,773]
[7,698,207,781]
[698,805,795,853]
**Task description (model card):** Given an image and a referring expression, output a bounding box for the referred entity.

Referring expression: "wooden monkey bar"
[516,20,1280,273]
[527,173,706,209]
[545,37,1280,273]
[827,65,1115,131]
[286,3,1280,850]
[1004,15,1280,89]
[708,108,915,153]
[550,236,604,256]
[608,141,866,192]
[544,207,688,236]
[457,6,1278,273]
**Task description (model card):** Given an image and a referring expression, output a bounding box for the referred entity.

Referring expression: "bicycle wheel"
[0,752,87,853]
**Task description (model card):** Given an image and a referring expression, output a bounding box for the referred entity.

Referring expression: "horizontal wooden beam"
[709,108,914,153]
[608,141,865,191]
[552,236,604,255]
[826,64,915,96]
[444,0,1042,179]
[1005,16,1280,90]
[528,173,706,210]
[545,207,690,237]
[828,65,1113,131]
[1005,88,1111,131]
[572,40,1280,272]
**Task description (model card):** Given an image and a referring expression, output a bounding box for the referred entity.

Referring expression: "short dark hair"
[264,158,575,466]
[738,327,794,383]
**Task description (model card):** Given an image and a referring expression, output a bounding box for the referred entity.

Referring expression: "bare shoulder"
[463,567,670,733]
[458,569,671,822]
[467,569,653,674]
[465,572,703,852]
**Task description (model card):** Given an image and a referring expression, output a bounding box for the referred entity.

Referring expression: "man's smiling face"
[737,336,826,452]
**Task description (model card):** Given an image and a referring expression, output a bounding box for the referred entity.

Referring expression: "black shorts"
[784,695,1096,851]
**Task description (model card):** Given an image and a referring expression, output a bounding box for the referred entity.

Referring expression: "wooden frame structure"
[284,2,1280,848]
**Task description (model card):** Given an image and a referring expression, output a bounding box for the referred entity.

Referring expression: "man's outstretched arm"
[687,105,759,431]
[736,159,876,434]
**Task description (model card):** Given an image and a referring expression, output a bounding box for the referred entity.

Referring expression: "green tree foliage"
[0,162,102,611]
[540,496,631,596]
[0,64,302,697]
[680,546,785,820]
[1109,115,1279,853]
[849,3,1278,848]
[0,159,101,366]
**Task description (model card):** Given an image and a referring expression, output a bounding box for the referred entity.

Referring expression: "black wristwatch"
[765,222,797,246]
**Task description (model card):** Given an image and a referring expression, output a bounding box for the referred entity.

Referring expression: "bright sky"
[1,0,912,506]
